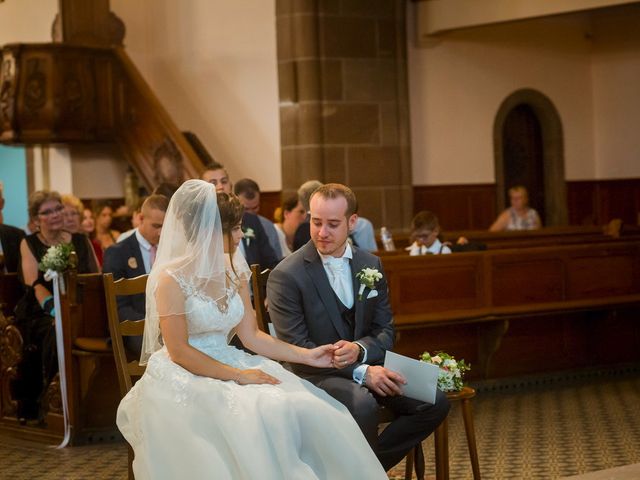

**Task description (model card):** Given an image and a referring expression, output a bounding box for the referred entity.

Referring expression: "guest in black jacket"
[0,223,25,273]
[0,187,26,272]
[103,195,168,357]
[201,162,279,269]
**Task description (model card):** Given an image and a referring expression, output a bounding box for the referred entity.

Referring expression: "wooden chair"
[250,264,272,334]
[249,264,425,480]
[433,386,481,480]
[103,272,147,480]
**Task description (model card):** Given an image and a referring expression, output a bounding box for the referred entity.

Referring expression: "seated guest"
[93,202,121,251]
[103,194,168,357]
[234,178,283,260]
[14,190,98,421]
[490,185,541,231]
[274,194,307,257]
[62,194,101,270]
[407,211,452,255]
[0,188,25,273]
[292,179,324,251]
[81,207,104,266]
[61,194,84,233]
[351,216,378,252]
[117,196,147,243]
[201,162,279,269]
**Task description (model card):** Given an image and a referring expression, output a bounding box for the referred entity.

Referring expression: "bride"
[117,179,387,479]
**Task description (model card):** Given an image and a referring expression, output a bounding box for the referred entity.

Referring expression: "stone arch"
[493,88,567,226]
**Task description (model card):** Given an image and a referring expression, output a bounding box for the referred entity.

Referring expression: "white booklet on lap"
[383,351,439,405]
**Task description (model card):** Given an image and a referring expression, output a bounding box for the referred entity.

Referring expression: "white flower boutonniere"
[243,227,256,246]
[356,267,383,301]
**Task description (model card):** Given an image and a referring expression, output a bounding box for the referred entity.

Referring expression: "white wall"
[408,8,596,185]
[591,6,640,179]
[111,0,282,191]
[0,0,57,45]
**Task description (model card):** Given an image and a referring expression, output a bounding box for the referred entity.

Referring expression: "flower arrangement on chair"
[420,351,470,392]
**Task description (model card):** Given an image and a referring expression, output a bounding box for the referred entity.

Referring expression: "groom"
[268,183,450,471]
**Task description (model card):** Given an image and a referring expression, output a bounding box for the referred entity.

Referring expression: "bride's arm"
[234,281,335,366]
[157,274,279,385]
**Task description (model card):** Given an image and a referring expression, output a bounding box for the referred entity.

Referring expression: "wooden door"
[502,104,546,223]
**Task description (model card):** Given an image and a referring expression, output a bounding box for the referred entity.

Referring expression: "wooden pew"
[0,271,120,444]
[379,224,640,254]
[382,241,640,378]
[0,273,26,434]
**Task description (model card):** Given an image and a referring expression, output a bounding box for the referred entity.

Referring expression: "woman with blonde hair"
[489,185,541,231]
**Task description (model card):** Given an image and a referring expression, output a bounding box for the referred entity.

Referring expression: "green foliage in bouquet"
[420,351,470,392]
[38,243,75,273]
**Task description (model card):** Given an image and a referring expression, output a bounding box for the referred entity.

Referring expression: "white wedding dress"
[116,275,387,480]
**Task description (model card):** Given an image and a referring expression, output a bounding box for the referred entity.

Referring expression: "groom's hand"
[364,366,406,397]
[332,340,359,369]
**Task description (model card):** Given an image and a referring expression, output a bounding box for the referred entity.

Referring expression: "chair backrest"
[103,272,148,397]
[250,264,271,334]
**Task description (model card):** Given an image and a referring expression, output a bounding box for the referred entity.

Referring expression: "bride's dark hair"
[217,192,244,234]
[216,193,244,276]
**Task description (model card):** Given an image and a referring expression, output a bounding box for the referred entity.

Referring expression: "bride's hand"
[304,344,338,368]
[235,369,281,385]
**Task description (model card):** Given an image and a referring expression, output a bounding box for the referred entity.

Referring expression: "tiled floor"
[1,367,639,479]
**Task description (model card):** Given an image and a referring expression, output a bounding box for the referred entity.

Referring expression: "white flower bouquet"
[420,351,470,392]
[39,243,75,273]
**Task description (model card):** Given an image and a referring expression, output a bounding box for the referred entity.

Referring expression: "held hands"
[364,366,406,397]
[235,369,281,386]
[304,344,338,368]
[331,340,360,369]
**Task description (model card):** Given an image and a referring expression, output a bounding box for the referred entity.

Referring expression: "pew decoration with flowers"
[420,351,470,392]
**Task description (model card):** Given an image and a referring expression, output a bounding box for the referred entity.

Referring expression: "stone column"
[277,0,412,231]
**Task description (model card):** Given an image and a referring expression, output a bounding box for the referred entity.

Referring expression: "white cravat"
[321,247,354,309]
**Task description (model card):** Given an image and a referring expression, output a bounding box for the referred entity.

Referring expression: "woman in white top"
[273,194,307,257]
[490,185,541,231]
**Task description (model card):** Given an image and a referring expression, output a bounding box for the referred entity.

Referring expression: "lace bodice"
[171,272,245,351]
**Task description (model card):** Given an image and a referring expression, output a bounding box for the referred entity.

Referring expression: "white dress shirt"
[135,229,154,274]
[408,238,451,256]
[318,243,369,384]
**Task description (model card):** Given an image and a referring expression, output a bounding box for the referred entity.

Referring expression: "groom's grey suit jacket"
[267,240,394,379]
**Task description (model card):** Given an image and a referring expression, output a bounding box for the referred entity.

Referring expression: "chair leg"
[404,448,414,480]
[461,398,481,480]
[434,417,449,480]
[414,443,425,480]
[127,443,135,480]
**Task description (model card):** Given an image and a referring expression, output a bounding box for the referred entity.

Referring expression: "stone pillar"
[277,0,412,231]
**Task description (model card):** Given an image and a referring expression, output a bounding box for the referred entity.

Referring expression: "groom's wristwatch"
[356,343,365,363]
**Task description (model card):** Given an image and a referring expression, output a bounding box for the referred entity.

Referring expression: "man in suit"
[201,162,279,269]
[103,194,169,355]
[268,183,449,471]
[0,224,25,273]
[234,178,283,260]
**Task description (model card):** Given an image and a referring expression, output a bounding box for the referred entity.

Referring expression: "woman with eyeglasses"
[14,190,98,423]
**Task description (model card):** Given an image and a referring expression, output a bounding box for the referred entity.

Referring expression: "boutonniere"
[243,227,256,246]
[355,267,383,301]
